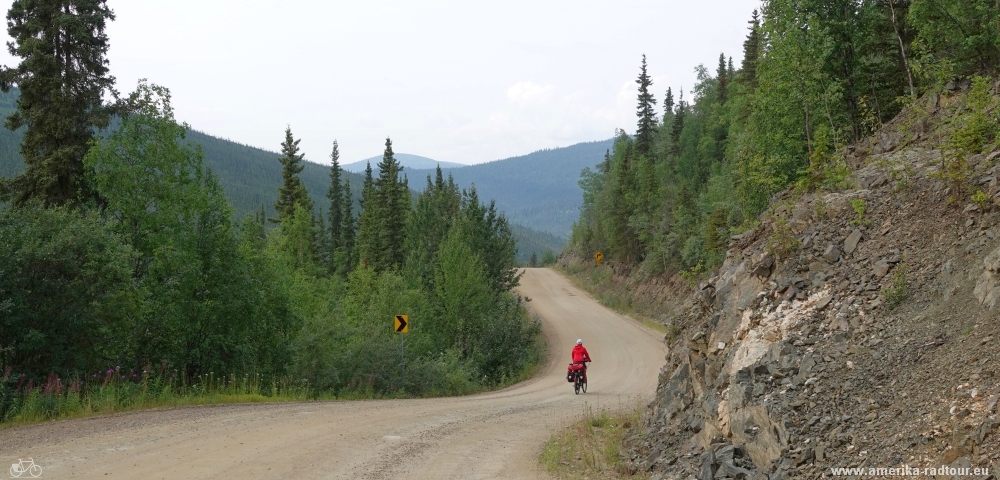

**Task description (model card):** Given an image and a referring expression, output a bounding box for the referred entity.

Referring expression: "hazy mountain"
[2,89,599,250]
[342,153,465,173]
[0,88,566,258]
[511,224,566,264]
[407,139,614,237]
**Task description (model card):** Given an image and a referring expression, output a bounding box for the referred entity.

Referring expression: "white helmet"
[576,339,583,345]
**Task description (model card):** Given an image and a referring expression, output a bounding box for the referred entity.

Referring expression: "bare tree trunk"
[889,0,916,98]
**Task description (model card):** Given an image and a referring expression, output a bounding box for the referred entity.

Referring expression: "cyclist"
[571,339,591,380]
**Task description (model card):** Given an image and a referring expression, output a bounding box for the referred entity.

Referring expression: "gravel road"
[0,268,666,479]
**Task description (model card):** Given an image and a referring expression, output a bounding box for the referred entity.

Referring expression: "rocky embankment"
[609,91,1000,478]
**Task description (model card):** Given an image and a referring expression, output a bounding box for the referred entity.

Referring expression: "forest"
[0,86,572,264]
[0,1,539,422]
[571,0,1000,275]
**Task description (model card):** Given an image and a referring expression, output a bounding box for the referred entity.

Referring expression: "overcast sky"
[2,1,760,165]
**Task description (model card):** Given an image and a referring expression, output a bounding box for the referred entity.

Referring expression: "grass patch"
[0,371,311,429]
[553,265,667,335]
[882,263,908,310]
[0,339,549,429]
[539,403,647,479]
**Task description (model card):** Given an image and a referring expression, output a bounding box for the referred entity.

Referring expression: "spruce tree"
[326,140,343,257]
[356,162,377,268]
[0,0,117,206]
[257,205,267,238]
[404,165,461,290]
[374,137,407,271]
[339,177,356,272]
[315,210,328,268]
[670,90,686,156]
[663,87,675,123]
[340,178,358,273]
[739,9,761,89]
[634,54,657,157]
[273,126,312,223]
[717,53,729,104]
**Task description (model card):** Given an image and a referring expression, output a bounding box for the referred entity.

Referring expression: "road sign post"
[395,315,408,386]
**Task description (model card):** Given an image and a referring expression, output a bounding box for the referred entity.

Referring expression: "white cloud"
[0,0,759,165]
[506,82,556,109]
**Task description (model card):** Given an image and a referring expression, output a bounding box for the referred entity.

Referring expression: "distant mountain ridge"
[406,139,614,237]
[0,90,580,263]
[342,153,465,173]
[1,88,602,254]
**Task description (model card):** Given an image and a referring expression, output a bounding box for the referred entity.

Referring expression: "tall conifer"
[326,140,343,256]
[739,9,761,89]
[0,0,117,206]
[663,88,675,122]
[356,162,376,268]
[273,126,312,223]
[374,138,407,271]
[634,54,657,157]
[670,90,686,156]
[717,53,729,104]
[340,178,356,272]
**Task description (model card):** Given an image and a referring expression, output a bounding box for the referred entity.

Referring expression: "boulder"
[751,255,775,279]
[823,245,841,263]
[973,245,1000,308]
[729,405,788,470]
[814,294,833,311]
[843,229,863,255]
[873,259,892,278]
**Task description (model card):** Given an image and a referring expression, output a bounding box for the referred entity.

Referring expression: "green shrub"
[850,198,870,226]
[883,264,908,309]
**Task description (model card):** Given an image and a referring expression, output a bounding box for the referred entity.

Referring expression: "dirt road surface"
[0,268,666,479]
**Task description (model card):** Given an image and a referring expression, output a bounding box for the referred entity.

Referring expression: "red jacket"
[572,344,591,363]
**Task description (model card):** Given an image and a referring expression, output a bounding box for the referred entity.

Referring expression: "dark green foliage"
[406,140,613,237]
[290,170,538,394]
[0,87,366,222]
[635,55,658,156]
[338,177,356,273]
[327,140,344,273]
[84,82,299,379]
[274,127,313,223]
[0,205,137,376]
[511,223,565,264]
[909,0,1000,81]
[357,138,409,272]
[0,0,116,206]
[182,128,363,221]
[717,54,729,105]
[572,0,990,277]
[0,30,541,405]
[404,167,461,290]
[456,187,520,294]
[669,91,686,156]
[540,249,557,266]
[739,10,761,89]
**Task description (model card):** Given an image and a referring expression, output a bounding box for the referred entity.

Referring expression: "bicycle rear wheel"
[581,379,587,393]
